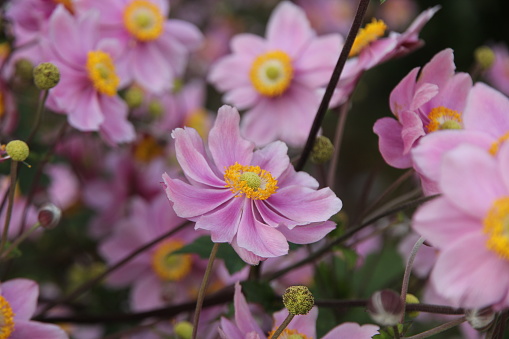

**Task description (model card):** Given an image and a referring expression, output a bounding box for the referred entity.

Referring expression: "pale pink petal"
[209,55,252,91]
[463,83,509,137]
[373,117,412,169]
[266,1,315,58]
[251,141,289,178]
[194,197,243,243]
[231,237,265,265]
[412,197,480,248]
[131,42,171,93]
[272,307,317,338]
[322,322,380,339]
[2,279,38,321]
[410,82,439,112]
[276,166,319,189]
[278,221,336,244]
[131,275,164,311]
[67,88,104,131]
[431,234,509,308]
[399,6,441,42]
[241,99,281,146]
[10,320,68,339]
[223,86,259,110]
[208,105,254,170]
[400,110,426,154]
[219,318,243,339]
[390,68,419,116]
[423,72,472,114]
[419,49,456,90]
[231,34,267,56]
[98,95,135,144]
[163,174,233,218]
[172,128,224,187]
[440,145,506,218]
[499,142,509,190]
[233,282,265,337]
[165,19,203,50]
[48,6,85,67]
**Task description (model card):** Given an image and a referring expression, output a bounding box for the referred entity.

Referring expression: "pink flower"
[0,279,68,338]
[42,6,135,145]
[208,1,343,146]
[373,49,472,177]
[76,0,203,94]
[412,82,509,192]
[219,282,379,338]
[163,105,342,264]
[485,43,509,96]
[412,142,509,309]
[0,176,37,240]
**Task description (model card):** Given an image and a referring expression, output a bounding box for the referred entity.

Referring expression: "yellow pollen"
[489,132,509,155]
[266,328,311,339]
[250,50,293,97]
[123,0,164,41]
[224,162,278,200]
[0,295,15,339]
[425,106,463,133]
[484,197,509,260]
[349,18,387,57]
[133,135,164,163]
[86,51,120,96]
[151,240,192,281]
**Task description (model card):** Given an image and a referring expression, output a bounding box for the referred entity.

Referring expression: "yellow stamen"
[425,106,463,133]
[224,162,278,200]
[151,240,192,281]
[123,0,164,41]
[349,18,387,57]
[250,50,293,97]
[133,135,164,163]
[0,295,15,339]
[484,197,509,260]
[86,51,120,96]
[266,328,311,339]
[489,132,509,155]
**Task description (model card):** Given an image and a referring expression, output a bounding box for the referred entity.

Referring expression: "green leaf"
[241,280,279,312]
[216,243,247,274]
[173,236,214,259]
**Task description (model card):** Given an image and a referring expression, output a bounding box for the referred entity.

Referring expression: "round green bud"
[14,58,34,81]
[310,136,334,164]
[474,46,495,70]
[5,140,29,162]
[282,285,314,315]
[405,293,420,318]
[33,62,60,90]
[124,86,144,109]
[174,321,193,339]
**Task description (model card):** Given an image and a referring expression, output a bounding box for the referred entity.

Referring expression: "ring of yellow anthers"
[489,131,509,155]
[484,197,509,261]
[151,240,193,281]
[0,295,15,339]
[425,106,463,133]
[86,51,120,96]
[250,50,293,97]
[266,329,311,339]
[224,162,278,200]
[349,18,387,57]
[123,0,164,41]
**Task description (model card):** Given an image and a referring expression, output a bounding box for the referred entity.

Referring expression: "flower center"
[266,329,311,339]
[249,50,293,97]
[484,197,509,260]
[86,51,120,96]
[0,295,15,339]
[224,162,278,200]
[349,18,387,57]
[123,0,164,41]
[425,106,463,133]
[151,240,193,281]
[489,131,509,155]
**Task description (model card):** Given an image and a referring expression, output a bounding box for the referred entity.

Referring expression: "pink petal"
[231,236,265,265]
[98,95,135,144]
[412,197,480,248]
[172,128,225,187]
[48,6,85,67]
[131,42,171,93]
[131,275,164,311]
[499,142,509,191]
[463,83,509,137]
[10,320,68,339]
[322,322,380,339]
[410,82,439,112]
[272,307,318,338]
[251,141,289,179]
[278,221,336,244]
[390,67,419,116]
[163,174,233,218]
[2,279,38,321]
[194,196,243,243]
[219,318,243,339]
[241,99,283,146]
[440,145,506,218]
[165,19,203,50]
[424,72,472,114]
[223,86,259,110]
[208,55,252,92]
[266,1,314,58]
[400,110,426,154]
[233,282,265,337]
[231,34,267,56]
[208,105,254,170]
[431,234,509,308]
[67,87,104,131]
[373,117,412,169]
[419,49,456,91]
[277,166,319,189]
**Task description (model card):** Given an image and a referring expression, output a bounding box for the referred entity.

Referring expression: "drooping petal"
[322,322,380,339]
[10,320,68,339]
[231,236,266,265]
[2,279,38,321]
[194,196,243,243]
[277,221,336,244]
[373,117,412,169]
[233,282,265,337]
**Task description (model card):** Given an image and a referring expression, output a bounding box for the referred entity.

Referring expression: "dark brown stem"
[0,160,18,253]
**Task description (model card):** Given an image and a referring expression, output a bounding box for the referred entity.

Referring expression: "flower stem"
[400,236,426,323]
[27,89,49,144]
[0,160,19,254]
[296,0,370,171]
[0,222,40,260]
[270,313,295,339]
[404,316,466,339]
[191,242,219,339]
[393,325,401,339]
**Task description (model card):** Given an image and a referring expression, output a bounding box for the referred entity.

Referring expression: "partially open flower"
[38,202,61,229]
[367,290,404,326]
[465,308,496,331]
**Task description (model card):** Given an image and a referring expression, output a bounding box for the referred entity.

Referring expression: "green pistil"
[266,66,280,80]
[439,120,462,130]
[239,172,261,189]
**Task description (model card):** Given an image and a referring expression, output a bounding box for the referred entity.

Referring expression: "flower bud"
[5,140,29,161]
[124,86,144,109]
[38,203,61,229]
[282,285,314,315]
[367,289,403,326]
[405,293,420,318]
[465,308,496,331]
[174,321,193,339]
[310,136,334,164]
[474,46,495,70]
[14,58,34,81]
[33,62,60,90]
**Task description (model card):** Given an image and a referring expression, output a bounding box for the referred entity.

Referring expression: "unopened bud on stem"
[33,62,60,90]
[5,140,29,162]
[282,285,314,315]
[367,289,404,326]
[38,203,61,229]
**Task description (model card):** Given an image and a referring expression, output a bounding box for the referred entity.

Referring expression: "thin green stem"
[0,222,40,260]
[191,242,219,339]
[400,236,426,323]
[0,160,19,254]
[27,89,49,144]
[404,316,466,339]
[270,313,295,339]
